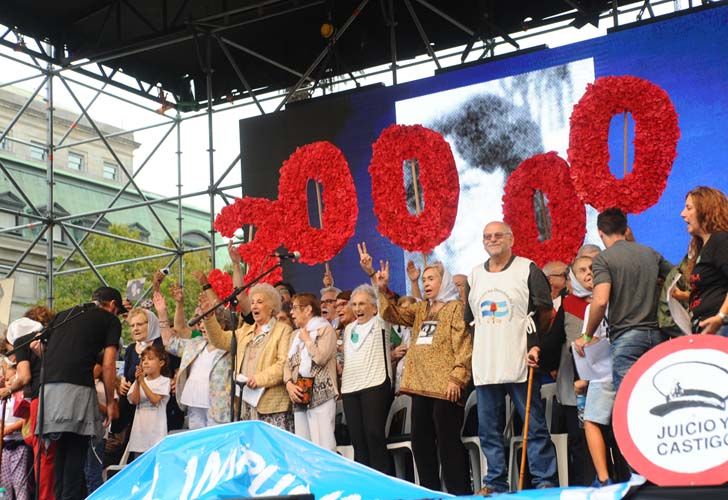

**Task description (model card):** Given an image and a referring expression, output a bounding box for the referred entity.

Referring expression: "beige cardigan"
[204,316,293,415]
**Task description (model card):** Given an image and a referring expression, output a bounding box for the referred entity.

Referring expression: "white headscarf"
[288,316,329,377]
[431,266,460,304]
[137,309,160,349]
[569,268,592,298]
[6,318,42,346]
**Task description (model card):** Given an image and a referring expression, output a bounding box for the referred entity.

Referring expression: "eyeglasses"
[483,232,511,241]
[547,273,568,279]
[321,299,337,305]
[291,304,306,311]
[334,301,348,309]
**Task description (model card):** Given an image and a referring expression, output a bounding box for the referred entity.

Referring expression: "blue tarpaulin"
[91,421,445,499]
[91,420,642,499]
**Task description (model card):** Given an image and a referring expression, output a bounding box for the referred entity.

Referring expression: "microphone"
[272,250,301,260]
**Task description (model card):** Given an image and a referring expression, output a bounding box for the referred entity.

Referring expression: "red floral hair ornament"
[368,124,459,253]
[278,141,358,265]
[503,152,586,267]
[568,76,680,213]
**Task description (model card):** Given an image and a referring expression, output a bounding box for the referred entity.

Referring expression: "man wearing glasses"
[320,286,342,328]
[465,221,557,495]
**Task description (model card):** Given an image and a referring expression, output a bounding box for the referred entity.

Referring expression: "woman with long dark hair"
[680,186,728,335]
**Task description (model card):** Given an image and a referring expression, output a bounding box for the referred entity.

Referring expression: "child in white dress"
[127,344,170,457]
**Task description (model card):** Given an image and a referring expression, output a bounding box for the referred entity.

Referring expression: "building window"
[103,161,118,180]
[30,141,47,161]
[68,152,85,171]
[52,224,65,244]
[0,211,17,230]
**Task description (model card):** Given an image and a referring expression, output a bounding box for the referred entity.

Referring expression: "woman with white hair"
[201,283,294,430]
[340,284,393,475]
[376,260,473,494]
[153,292,231,429]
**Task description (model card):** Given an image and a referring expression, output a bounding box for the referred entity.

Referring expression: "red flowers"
[214,196,283,285]
[213,141,357,281]
[503,152,586,267]
[207,269,233,300]
[568,76,680,213]
[278,141,358,265]
[369,124,460,253]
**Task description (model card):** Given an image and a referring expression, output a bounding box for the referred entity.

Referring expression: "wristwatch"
[718,311,728,325]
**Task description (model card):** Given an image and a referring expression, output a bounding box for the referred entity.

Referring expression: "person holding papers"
[572,258,620,488]
[202,283,294,431]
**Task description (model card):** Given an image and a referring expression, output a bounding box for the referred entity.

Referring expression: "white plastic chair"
[540,382,558,432]
[385,395,419,484]
[507,384,569,490]
[460,390,487,492]
[334,400,355,460]
[102,438,131,482]
[508,433,569,489]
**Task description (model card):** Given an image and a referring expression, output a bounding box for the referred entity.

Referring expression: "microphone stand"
[6,304,91,500]
[189,259,284,423]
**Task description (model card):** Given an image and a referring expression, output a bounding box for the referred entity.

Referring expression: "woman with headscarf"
[284,293,338,450]
[118,307,184,434]
[376,260,473,494]
[201,283,294,430]
[340,284,394,475]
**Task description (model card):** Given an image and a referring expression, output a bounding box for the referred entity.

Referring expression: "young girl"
[127,345,170,457]
[0,360,33,500]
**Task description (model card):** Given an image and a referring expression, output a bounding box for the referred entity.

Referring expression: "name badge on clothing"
[416,320,437,345]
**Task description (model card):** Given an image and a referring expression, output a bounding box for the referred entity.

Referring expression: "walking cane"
[518,366,535,491]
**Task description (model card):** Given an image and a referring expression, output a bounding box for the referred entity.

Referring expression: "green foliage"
[52,224,211,342]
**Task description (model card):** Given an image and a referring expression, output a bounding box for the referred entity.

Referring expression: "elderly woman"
[376,260,472,495]
[201,283,294,430]
[681,186,728,336]
[152,292,231,428]
[284,293,338,450]
[117,308,163,431]
[340,284,394,475]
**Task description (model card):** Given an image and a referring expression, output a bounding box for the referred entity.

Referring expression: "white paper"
[242,385,265,408]
[573,338,612,382]
[666,273,692,335]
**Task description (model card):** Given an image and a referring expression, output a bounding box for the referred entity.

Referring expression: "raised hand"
[151,291,167,314]
[198,292,214,318]
[406,260,421,282]
[192,270,209,286]
[357,242,374,276]
[374,260,390,291]
[227,240,242,264]
[152,270,165,292]
[323,268,334,288]
[171,283,184,303]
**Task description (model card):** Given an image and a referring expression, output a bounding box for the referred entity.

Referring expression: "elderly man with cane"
[466,221,558,495]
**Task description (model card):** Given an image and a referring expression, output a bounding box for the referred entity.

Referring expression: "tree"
[51,224,211,342]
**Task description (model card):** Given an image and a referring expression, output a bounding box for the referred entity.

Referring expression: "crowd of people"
[0,186,726,499]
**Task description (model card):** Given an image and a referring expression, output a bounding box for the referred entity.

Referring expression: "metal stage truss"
[0,0,717,308]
